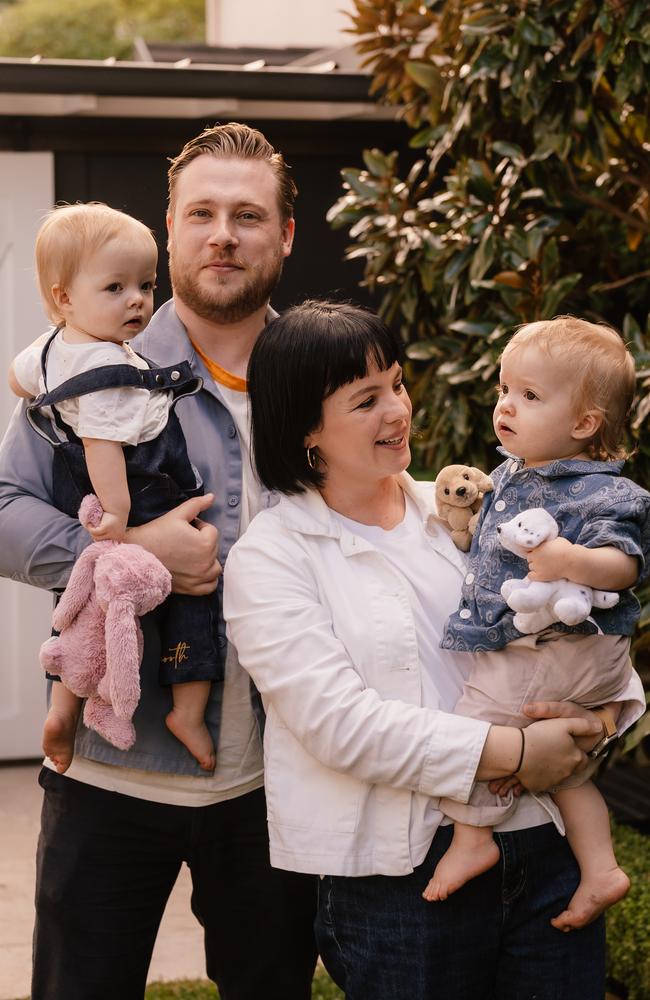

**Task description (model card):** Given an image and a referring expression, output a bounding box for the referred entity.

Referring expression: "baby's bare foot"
[551,867,630,932]
[42,708,79,774]
[166,710,216,772]
[423,836,500,901]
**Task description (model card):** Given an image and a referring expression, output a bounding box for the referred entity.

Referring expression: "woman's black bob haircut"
[248,300,403,494]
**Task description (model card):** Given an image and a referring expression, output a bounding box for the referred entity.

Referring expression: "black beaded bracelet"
[514,728,526,775]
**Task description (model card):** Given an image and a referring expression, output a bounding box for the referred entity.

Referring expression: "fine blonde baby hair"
[35,202,157,325]
[502,316,636,460]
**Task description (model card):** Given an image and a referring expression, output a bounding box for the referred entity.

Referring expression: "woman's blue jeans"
[315,822,605,1000]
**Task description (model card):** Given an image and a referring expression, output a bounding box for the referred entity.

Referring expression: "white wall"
[0,153,55,759]
[207,0,356,49]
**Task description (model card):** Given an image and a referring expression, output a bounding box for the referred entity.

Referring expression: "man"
[0,123,317,1000]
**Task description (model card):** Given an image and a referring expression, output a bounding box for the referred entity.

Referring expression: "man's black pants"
[32,768,318,1000]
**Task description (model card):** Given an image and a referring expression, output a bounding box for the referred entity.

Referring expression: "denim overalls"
[27,328,223,686]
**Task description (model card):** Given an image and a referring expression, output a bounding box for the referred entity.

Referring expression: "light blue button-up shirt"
[0,299,270,774]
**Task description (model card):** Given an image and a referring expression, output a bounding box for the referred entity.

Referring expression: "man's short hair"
[35,202,157,325]
[248,300,403,494]
[168,122,297,222]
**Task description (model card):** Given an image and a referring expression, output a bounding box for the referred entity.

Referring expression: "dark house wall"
[2,115,412,314]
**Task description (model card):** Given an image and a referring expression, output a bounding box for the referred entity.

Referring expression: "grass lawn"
[15,970,343,1000]
[143,970,343,999]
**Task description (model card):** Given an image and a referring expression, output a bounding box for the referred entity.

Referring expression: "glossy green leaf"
[491,141,525,162]
[405,60,441,92]
[448,320,495,337]
[362,149,393,177]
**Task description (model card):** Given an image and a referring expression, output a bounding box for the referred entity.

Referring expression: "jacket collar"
[132,299,192,367]
[275,472,439,552]
[133,297,278,370]
[496,447,624,479]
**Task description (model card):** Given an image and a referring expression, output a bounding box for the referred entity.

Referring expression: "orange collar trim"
[190,339,247,393]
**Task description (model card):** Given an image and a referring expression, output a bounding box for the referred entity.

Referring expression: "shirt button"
[227,424,237,438]
[459,608,472,620]
[217,635,227,649]
[510,462,519,474]
[494,500,506,511]
[228,495,240,507]
[465,573,475,585]
[155,374,165,385]
[171,370,181,382]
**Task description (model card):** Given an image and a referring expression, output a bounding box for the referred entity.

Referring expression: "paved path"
[0,763,206,1000]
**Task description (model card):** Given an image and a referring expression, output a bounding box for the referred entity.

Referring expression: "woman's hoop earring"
[306,446,317,470]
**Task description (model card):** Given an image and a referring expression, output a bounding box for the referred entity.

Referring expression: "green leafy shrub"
[608,818,650,1000]
[0,0,128,59]
[0,0,204,59]
[329,0,650,481]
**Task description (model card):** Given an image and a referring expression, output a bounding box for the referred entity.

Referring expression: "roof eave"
[0,57,372,103]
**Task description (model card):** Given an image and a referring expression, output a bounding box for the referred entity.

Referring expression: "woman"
[223,301,643,1000]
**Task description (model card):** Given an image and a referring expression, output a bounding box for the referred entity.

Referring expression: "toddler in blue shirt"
[426,316,650,932]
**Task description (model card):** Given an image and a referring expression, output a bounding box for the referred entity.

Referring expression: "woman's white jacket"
[223,473,491,876]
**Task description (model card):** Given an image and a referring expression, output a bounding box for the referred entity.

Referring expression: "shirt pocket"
[472,580,511,627]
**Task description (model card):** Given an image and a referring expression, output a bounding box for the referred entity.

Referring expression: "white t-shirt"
[333,493,551,835]
[218,384,263,529]
[14,331,170,446]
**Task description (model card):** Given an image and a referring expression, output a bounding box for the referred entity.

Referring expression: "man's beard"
[169,246,285,325]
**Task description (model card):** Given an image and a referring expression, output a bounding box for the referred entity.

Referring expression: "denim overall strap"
[32,360,201,407]
[24,327,69,445]
[25,332,202,447]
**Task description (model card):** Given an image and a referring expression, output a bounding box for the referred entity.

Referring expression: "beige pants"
[440,632,632,826]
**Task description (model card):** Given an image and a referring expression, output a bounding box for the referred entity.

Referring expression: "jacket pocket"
[264,713,361,833]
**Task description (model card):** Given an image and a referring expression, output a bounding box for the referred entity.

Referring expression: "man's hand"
[125,493,221,595]
[526,537,574,582]
[525,700,621,753]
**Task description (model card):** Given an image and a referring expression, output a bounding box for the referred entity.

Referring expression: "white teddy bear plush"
[497,508,620,634]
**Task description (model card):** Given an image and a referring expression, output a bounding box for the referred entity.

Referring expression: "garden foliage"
[329,0,650,480]
[607,818,650,1000]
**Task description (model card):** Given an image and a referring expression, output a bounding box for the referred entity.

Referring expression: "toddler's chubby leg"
[42,682,82,773]
[422,822,500,901]
[166,680,216,772]
[551,781,629,931]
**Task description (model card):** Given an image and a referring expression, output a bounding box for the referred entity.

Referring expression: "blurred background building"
[0,0,410,758]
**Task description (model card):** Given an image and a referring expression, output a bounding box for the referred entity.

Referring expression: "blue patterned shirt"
[442,452,650,652]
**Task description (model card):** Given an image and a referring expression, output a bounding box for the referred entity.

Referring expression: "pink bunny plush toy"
[39,494,172,750]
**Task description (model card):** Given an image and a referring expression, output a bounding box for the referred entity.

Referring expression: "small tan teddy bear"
[434,464,494,551]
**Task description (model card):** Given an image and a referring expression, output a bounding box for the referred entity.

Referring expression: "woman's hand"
[515,717,600,792]
[524,700,621,753]
[125,494,221,595]
[477,715,601,793]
